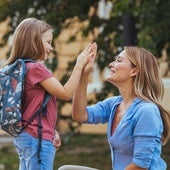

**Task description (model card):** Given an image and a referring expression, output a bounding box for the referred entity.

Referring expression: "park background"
[0,0,170,169]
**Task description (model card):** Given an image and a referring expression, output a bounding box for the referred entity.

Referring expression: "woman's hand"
[83,42,97,76]
[76,42,97,68]
[53,130,61,151]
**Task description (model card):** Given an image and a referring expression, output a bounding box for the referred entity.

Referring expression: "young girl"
[5,17,97,170]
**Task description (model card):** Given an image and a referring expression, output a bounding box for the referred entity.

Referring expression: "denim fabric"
[13,131,56,170]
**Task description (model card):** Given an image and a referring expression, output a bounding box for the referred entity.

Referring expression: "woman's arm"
[125,163,147,170]
[40,43,96,101]
[72,43,97,122]
[72,73,89,122]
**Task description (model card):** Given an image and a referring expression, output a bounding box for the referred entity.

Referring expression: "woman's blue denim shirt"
[86,96,167,170]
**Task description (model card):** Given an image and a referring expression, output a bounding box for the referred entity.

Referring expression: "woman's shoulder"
[100,95,122,108]
[105,95,122,103]
[135,98,158,110]
[133,99,160,118]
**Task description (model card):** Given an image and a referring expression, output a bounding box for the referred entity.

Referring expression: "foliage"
[0,0,169,58]
[0,0,170,132]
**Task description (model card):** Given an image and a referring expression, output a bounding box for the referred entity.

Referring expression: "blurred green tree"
[0,0,170,132]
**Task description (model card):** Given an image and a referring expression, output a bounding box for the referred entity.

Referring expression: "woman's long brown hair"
[125,46,170,145]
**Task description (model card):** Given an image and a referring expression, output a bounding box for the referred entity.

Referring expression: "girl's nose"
[50,46,53,51]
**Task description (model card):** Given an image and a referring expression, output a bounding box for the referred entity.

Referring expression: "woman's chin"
[106,76,112,83]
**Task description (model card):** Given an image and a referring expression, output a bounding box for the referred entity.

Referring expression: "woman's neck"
[119,89,136,105]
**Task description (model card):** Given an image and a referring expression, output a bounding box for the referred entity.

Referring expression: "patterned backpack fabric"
[0,59,51,163]
[0,59,51,138]
[0,59,27,136]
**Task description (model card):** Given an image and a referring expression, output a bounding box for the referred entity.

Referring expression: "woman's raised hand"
[76,42,97,68]
[83,42,97,75]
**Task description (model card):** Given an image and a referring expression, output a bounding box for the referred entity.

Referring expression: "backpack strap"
[37,93,51,163]
[22,59,51,163]
[22,92,51,163]
[22,93,51,128]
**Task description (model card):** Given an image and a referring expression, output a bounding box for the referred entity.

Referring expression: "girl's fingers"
[91,43,97,54]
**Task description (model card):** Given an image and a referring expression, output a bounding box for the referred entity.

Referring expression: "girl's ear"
[131,67,139,77]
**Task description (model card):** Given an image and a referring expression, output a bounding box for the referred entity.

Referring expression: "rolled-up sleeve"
[132,105,163,168]
[86,97,118,124]
[86,102,110,124]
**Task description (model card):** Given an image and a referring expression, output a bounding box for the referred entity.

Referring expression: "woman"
[72,46,170,170]
[5,17,96,170]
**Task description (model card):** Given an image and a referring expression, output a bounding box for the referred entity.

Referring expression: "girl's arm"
[40,43,96,101]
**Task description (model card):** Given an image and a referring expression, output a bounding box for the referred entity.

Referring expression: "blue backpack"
[0,59,50,137]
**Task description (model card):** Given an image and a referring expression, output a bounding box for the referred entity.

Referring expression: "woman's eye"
[115,56,122,62]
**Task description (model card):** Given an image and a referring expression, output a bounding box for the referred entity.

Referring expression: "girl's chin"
[44,55,48,60]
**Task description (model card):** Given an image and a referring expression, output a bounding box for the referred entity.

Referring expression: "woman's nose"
[109,61,114,68]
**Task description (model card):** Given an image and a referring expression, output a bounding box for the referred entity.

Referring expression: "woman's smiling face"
[107,50,135,85]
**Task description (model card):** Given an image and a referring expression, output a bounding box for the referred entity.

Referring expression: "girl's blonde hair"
[125,46,170,145]
[6,18,52,65]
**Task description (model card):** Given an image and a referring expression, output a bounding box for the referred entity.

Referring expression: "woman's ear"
[131,67,139,77]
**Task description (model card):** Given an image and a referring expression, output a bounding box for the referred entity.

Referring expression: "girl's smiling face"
[42,29,53,59]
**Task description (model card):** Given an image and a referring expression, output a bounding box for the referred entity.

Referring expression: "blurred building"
[0,2,170,135]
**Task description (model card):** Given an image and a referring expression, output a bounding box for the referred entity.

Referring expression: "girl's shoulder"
[26,61,45,67]
[26,61,53,81]
[26,61,51,73]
